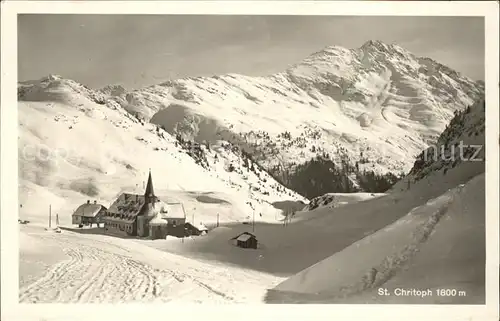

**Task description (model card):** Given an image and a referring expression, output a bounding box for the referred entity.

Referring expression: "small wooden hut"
[233,232,258,249]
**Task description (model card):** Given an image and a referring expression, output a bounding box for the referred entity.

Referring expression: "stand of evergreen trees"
[268,154,403,199]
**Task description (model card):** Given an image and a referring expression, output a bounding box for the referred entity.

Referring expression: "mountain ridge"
[18,40,485,198]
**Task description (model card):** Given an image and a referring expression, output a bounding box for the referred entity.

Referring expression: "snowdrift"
[265,173,485,304]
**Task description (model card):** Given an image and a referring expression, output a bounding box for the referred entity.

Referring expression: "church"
[103,170,185,238]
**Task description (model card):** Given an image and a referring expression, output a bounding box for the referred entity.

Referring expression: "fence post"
[49,205,52,228]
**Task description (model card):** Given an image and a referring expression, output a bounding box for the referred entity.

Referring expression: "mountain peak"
[42,74,63,81]
[362,39,385,46]
[360,40,400,53]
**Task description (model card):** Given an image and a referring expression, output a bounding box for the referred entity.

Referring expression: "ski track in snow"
[19,232,237,303]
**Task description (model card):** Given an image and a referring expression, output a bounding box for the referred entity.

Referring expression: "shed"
[184,222,209,236]
[72,200,107,226]
[233,232,258,249]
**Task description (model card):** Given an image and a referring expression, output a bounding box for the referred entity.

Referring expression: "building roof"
[236,234,252,242]
[158,202,185,219]
[73,203,106,218]
[105,193,157,223]
[108,193,145,213]
[185,222,208,232]
[236,233,256,242]
[104,171,160,224]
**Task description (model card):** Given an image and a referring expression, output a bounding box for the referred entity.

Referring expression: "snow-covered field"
[19,224,282,303]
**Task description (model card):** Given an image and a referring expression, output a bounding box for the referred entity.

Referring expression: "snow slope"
[104,40,484,180]
[266,173,485,304]
[18,75,305,229]
[264,99,486,303]
[392,99,485,191]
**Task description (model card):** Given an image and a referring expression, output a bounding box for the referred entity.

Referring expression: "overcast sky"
[18,15,484,89]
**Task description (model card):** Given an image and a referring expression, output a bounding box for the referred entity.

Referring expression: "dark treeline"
[268,154,403,200]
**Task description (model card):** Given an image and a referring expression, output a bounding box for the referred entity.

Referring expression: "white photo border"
[1,1,499,321]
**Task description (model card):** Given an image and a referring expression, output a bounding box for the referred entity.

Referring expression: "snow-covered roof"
[106,193,161,222]
[158,202,185,219]
[236,233,255,242]
[73,203,106,218]
[186,222,208,232]
[108,193,145,215]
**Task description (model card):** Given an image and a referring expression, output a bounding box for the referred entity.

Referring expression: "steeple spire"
[144,169,155,205]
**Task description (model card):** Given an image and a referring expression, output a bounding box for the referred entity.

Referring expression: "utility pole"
[56,213,59,226]
[181,202,187,227]
[252,209,255,233]
[49,205,52,228]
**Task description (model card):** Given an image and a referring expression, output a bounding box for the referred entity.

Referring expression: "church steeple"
[144,169,155,206]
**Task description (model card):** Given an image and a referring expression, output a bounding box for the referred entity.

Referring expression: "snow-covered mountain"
[93,40,484,198]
